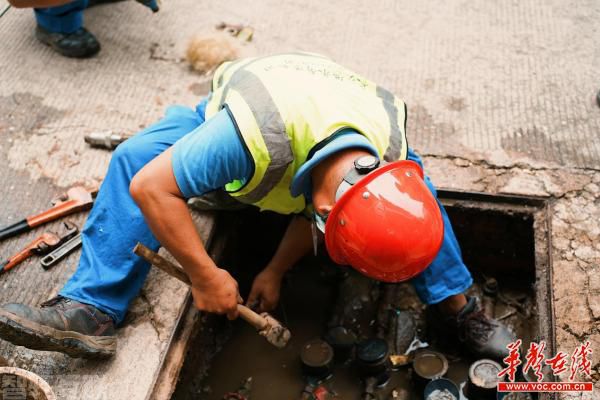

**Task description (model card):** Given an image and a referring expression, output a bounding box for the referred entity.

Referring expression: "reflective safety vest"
[205,53,408,214]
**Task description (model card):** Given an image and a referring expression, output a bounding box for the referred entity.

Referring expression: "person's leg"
[60,105,206,324]
[35,0,87,34]
[34,0,101,58]
[0,102,218,358]
[407,148,515,360]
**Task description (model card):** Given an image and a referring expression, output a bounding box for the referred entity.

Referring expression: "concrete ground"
[0,0,599,398]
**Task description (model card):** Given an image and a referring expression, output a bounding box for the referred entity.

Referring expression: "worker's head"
[309,148,444,282]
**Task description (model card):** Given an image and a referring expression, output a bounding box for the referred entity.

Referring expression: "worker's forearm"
[266,216,313,277]
[136,193,217,283]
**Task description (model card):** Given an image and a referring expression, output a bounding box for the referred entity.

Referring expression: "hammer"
[133,243,291,349]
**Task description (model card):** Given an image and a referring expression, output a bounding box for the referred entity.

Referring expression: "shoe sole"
[0,309,116,359]
[35,30,100,59]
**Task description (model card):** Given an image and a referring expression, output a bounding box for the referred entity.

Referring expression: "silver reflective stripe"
[216,59,242,89]
[218,58,261,109]
[376,86,404,161]
[218,53,327,109]
[227,69,293,203]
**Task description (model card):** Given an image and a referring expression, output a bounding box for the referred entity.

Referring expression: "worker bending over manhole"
[0,53,515,361]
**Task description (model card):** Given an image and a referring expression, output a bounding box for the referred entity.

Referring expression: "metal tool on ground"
[133,242,292,348]
[40,233,83,269]
[0,187,96,241]
[0,222,78,275]
[84,131,133,150]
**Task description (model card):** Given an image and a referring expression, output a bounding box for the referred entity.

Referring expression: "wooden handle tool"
[133,242,291,348]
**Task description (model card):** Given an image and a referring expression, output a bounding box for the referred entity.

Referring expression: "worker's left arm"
[247,215,314,312]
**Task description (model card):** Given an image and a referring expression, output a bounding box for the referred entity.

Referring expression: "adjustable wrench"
[0,221,78,275]
[0,186,96,242]
[40,233,82,270]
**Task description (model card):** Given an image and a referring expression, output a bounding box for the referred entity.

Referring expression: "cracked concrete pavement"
[1,0,599,398]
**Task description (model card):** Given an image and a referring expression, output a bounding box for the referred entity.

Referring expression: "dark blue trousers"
[35,0,87,34]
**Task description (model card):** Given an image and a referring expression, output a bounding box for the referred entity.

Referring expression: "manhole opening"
[173,191,554,400]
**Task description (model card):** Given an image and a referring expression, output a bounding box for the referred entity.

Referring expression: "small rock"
[553,237,570,251]
[574,245,599,262]
[452,157,470,167]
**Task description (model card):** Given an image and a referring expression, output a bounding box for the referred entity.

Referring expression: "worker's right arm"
[130,108,252,320]
[130,147,242,319]
[8,0,73,8]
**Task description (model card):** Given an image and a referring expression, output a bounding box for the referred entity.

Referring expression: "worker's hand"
[247,268,283,313]
[191,268,242,320]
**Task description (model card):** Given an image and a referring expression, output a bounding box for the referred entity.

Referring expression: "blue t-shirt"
[171,101,378,202]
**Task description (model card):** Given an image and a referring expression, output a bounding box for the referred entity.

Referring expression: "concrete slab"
[0,0,599,398]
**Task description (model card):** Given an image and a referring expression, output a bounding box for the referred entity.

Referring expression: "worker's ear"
[316,204,333,216]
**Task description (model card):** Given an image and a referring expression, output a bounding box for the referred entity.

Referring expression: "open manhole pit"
[173,191,554,400]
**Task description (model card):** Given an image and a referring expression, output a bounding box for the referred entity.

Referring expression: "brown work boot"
[0,296,116,359]
[427,296,516,360]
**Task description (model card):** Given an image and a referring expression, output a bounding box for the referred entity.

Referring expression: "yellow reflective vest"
[205,53,408,214]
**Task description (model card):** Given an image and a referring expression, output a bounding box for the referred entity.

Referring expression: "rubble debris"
[481,277,498,318]
[185,33,241,75]
[388,354,411,368]
[327,270,379,335]
[386,388,409,400]
[301,384,337,400]
[376,284,416,354]
[216,22,254,42]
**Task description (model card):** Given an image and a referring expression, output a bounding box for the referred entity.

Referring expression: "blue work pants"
[35,0,88,34]
[61,102,472,324]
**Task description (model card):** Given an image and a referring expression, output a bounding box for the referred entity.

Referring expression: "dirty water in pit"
[182,200,543,400]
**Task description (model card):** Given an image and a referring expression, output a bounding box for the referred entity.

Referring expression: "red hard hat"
[324,160,444,282]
